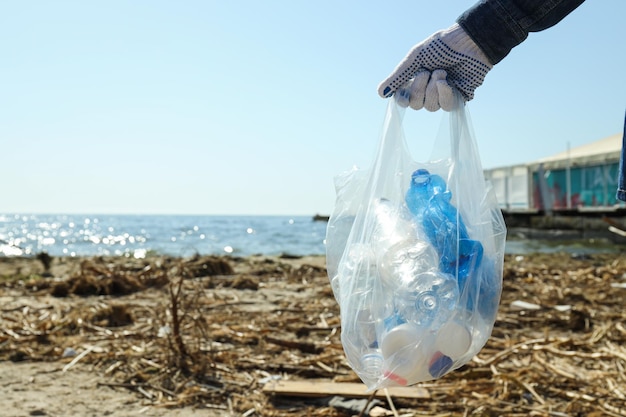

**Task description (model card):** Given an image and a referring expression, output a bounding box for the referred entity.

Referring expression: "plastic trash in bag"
[326,93,506,390]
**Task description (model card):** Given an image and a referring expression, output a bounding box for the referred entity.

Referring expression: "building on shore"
[484,133,626,238]
[484,133,624,213]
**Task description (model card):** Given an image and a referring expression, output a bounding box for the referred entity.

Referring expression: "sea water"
[0,214,328,258]
[0,213,623,258]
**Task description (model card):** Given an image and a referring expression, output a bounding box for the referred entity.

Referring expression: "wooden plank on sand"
[262,380,430,399]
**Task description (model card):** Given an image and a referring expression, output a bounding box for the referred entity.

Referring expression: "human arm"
[458,0,586,64]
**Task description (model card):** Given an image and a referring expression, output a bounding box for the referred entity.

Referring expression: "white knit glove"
[378,24,493,111]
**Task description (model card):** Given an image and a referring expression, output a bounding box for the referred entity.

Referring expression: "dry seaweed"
[1,252,625,416]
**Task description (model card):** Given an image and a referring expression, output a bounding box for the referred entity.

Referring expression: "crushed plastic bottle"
[370,199,460,329]
[335,243,389,387]
[342,303,384,385]
[405,169,483,292]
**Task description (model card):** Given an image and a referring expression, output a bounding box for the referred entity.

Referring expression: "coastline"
[1,253,625,416]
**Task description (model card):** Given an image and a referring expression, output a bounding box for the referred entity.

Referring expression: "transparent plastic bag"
[326,95,507,390]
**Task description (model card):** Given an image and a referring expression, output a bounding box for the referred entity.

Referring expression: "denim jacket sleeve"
[457,0,585,64]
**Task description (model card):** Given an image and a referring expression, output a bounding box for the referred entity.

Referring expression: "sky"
[1,1,624,216]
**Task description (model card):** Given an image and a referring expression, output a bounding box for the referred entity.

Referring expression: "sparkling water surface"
[1,214,623,258]
[0,214,328,258]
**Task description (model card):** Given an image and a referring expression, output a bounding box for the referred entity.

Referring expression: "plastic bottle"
[370,199,442,298]
[329,243,361,303]
[378,238,439,291]
[393,270,459,329]
[334,243,388,387]
[370,199,419,257]
[325,214,356,289]
[405,169,483,291]
[368,199,459,328]
[341,305,384,386]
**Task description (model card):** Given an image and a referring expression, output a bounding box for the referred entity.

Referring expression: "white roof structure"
[530,133,622,170]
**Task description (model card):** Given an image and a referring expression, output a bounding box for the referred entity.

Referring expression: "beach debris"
[510,300,541,310]
[0,252,625,416]
[157,325,171,338]
[185,255,234,277]
[62,345,97,372]
[49,258,170,297]
[328,396,383,416]
[62,347,77,357]
[36,251,53,274]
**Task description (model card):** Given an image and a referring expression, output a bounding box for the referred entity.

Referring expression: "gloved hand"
[378,23,492,111]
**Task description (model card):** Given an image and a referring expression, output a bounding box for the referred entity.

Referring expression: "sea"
[0,213,623,259]
[0,214,328,258]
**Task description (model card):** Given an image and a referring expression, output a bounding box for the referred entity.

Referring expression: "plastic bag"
[326,95,506,390]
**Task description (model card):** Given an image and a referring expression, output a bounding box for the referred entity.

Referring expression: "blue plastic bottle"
[405,169,483,291]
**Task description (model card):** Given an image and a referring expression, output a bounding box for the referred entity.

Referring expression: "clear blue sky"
[2,1,624,215]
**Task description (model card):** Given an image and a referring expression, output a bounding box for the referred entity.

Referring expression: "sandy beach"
[1,252,625,417]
